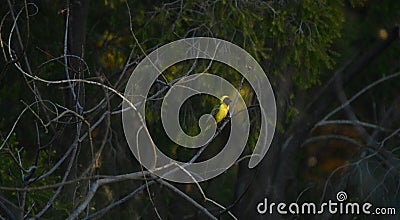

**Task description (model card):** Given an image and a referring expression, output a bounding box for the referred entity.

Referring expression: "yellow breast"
[214,104,229,123]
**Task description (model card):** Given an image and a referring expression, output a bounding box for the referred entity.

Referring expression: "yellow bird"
[212,95,232,123]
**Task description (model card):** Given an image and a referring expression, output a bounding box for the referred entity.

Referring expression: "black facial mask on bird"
[223,97,232,106]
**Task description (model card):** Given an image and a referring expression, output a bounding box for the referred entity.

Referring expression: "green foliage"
[0,133,19,185]
[349,0,368,8]
[285,106,299,124]
[149,0,344,89]
[0,133,68,217]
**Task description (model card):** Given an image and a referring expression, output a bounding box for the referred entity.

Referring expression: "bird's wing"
[210,104,219,118]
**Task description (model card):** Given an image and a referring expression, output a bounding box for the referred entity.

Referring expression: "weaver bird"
[211,95,232,123]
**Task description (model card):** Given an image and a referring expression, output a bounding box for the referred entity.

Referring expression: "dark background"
[0,0,399,219]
